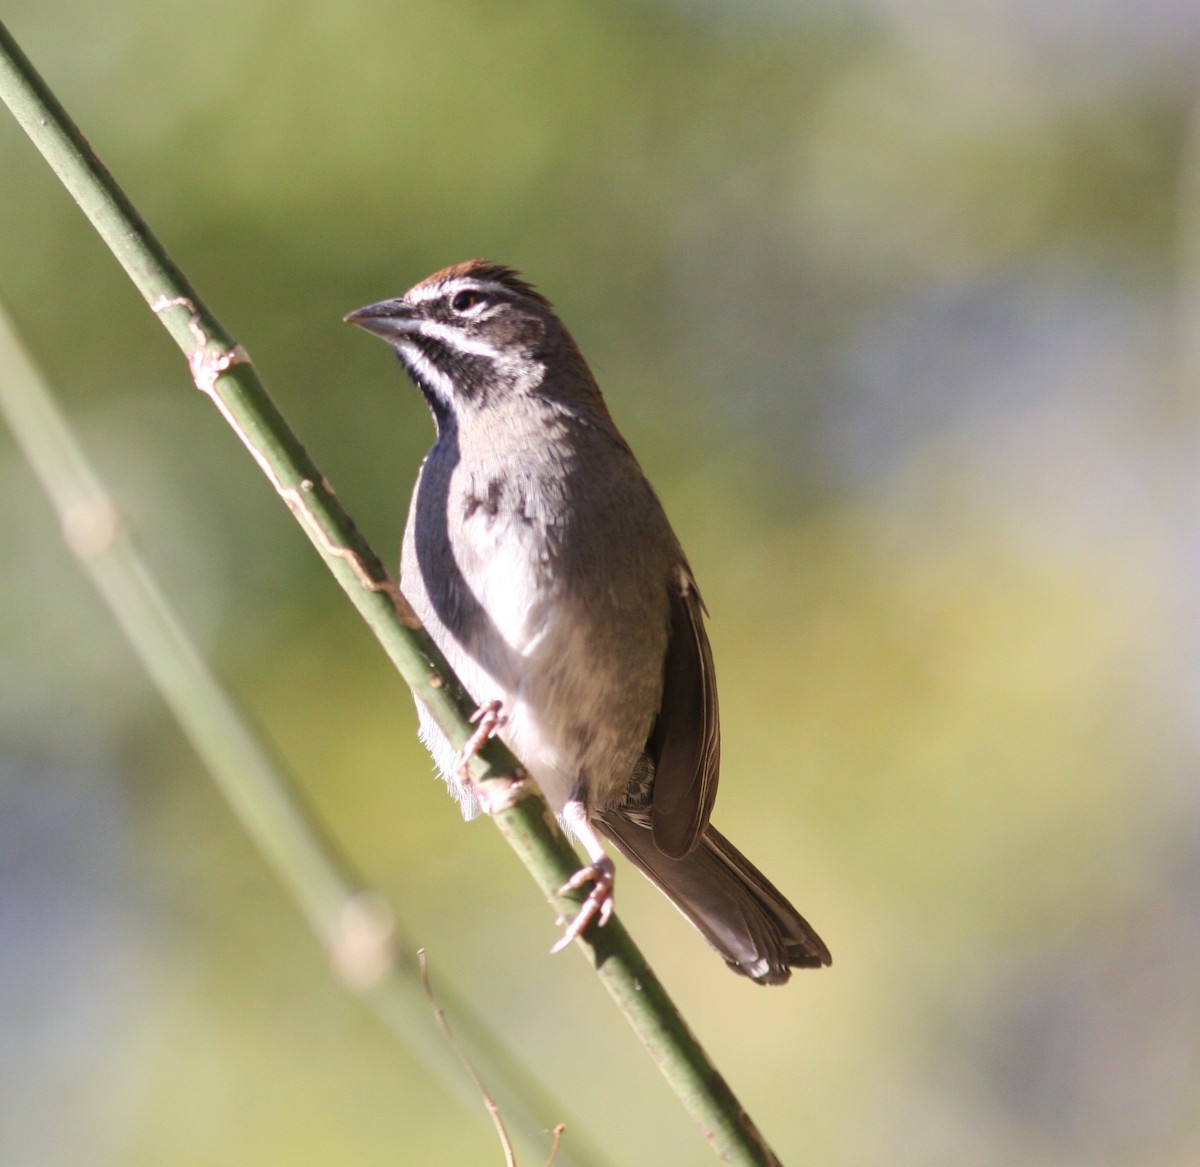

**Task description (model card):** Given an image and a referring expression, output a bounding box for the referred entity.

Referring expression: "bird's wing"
[647,566,720,858]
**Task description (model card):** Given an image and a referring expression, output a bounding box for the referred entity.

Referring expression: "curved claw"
[550,856,615,953]
[455,699,506,780]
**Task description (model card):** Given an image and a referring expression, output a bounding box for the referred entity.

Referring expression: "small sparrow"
[346,261,830,983]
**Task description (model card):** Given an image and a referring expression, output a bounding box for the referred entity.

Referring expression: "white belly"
[406,465,665,828]
[415,512,593,817]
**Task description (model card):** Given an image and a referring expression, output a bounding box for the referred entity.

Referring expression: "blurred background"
[2,1,1199,1163]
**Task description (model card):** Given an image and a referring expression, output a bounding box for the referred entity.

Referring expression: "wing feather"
[647,567,720,858]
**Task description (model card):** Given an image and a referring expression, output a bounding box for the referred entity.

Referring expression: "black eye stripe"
[407,332,495,384]
[410,332,469,369]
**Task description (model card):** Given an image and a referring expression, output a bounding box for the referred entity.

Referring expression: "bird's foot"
[550,856,615,953]
[455,700,506,780]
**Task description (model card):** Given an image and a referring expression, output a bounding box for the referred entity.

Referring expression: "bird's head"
[346,260,598,424]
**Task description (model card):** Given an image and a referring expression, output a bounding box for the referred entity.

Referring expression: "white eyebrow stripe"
[396,340,456,404]
[405,283,450,304]
[405,278,516,305]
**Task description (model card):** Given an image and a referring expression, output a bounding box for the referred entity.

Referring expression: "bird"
[345,260,830,983]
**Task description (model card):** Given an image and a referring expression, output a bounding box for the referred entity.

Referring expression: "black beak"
[344,298,420,340]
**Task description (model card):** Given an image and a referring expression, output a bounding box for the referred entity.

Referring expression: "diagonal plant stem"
[0,19,785,1167]
[0,302,613,1167]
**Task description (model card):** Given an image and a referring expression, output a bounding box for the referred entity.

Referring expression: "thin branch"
[0,19,784,1166]
[419,949,520,1167]
[544,1125,568,1167]
[0,301,611,1167]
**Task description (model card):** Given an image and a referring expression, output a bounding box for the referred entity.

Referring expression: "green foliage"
[1,2,1195,1165]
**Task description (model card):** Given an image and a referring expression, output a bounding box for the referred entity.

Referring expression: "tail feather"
[596,816,830,984]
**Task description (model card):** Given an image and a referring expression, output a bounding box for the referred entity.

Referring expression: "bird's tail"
[595,817,830,984]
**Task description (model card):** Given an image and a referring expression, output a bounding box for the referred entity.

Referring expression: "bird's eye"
[450,289,484,313]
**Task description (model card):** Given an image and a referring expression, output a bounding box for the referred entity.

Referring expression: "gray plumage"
[346,260,830,983]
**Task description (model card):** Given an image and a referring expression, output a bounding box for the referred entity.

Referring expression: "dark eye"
[450,289,484,313]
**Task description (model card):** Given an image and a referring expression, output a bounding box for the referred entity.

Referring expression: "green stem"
[0,301,614,1167]
[0,19,782,1166]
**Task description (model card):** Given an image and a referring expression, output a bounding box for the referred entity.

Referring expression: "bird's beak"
[343,298,420,340]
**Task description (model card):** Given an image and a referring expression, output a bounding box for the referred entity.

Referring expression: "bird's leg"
[550,799,616,953]
[455,699,506,780]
